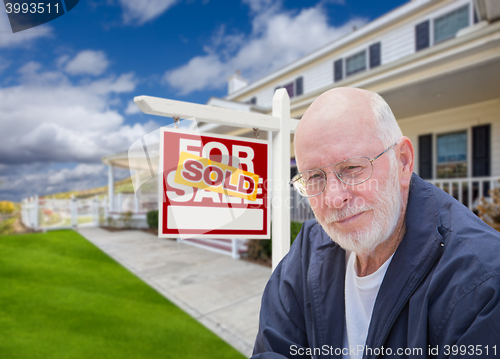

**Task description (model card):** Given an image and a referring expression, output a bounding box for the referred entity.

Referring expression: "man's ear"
[397,136,414,187]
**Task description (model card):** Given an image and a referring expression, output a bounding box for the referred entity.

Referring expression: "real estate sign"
[159,128,269,239]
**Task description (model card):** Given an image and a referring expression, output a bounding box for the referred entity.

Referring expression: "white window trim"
[432,128,470,180]
[345,49,367,77]
[431,3,471,46]
[430,16,435,47]
[467,127,472,178]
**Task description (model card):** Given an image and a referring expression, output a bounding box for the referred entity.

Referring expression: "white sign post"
[134,89,299,270]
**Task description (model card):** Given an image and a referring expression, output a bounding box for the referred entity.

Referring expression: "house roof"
[225,0,434,101]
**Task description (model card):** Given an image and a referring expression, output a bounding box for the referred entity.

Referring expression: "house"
[103,0,500,224]
[212,0,500,211]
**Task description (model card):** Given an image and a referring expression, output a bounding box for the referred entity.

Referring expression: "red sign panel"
[159,128,269,239]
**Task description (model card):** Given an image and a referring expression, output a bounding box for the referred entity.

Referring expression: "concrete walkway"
[78,228,271,357]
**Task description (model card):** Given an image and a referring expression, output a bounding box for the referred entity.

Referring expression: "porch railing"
[288,176,500,222]
[426,176,500,210]
[290,188,315,223]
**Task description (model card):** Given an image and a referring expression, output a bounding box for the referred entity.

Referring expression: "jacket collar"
[364,174,444,355]
[309,174,444,358]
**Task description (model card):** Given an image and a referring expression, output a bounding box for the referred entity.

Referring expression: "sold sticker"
[174,151,260,201]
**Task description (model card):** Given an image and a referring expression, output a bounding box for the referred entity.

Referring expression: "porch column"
[70,195,77,228]
[108,165,114,212]
[134,170,140,213]
[33,195,39,230]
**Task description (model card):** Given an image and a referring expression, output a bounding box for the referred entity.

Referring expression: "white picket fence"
[21,196,108,231]
[110,192,157,214]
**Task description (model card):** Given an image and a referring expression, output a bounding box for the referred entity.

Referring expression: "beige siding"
[399,99,500,178]
[237,0,474,107]
[253,88,275,108]
[379,22,415,64]
[302,59,332,96]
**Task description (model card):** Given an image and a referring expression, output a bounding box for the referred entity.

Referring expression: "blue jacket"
[252,174,500,358]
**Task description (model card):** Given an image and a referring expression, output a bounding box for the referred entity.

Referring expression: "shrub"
[290,221,302,245]
[477,182,500,231]
[0,216,16,235]
[121,211,133,228]
[246,221,305,263]
[147,210,159,229]
[106,216,116,227]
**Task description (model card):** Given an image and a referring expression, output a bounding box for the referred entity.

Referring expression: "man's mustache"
[323,204,374,223]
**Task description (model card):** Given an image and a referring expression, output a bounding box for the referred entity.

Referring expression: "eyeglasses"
[290,144,396,197]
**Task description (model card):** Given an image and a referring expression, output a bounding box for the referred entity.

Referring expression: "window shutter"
[283,82,294,97]
[334,59,343,82]
[295,77,303,97]
[369,42,381,69]
[415,20,430,51]
[472,124,490,177]
[419,134,433,179]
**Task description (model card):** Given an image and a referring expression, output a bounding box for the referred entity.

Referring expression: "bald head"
[292,88,413,260]
[294,88,402,170]
[299,87,374,129]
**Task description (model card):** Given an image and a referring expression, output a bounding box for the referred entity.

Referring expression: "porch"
[427,176,500,211]
[288,175,500,223]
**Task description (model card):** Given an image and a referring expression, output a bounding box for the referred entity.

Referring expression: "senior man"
[251,88,500,359]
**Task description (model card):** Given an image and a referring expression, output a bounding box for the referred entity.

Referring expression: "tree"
[0,201,14,214]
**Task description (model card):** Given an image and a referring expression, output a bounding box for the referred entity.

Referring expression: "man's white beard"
[313,160,402,255]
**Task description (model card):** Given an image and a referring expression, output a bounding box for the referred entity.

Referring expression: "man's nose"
[323,172,352,209]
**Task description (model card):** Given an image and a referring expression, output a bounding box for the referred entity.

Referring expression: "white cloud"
[56,54,70,68]
[0,60,158,166]
[125,100,141,115]
[165,55,226,95]
[46,164,106,186]
[164,2,367,95]
[0,56,9,74]
[64,50,110,76]
[0,57,160,201]
[0,162,132,201]
[118,0,180,25]
[242,0,276,13]
[0,10,52,47]
[0,26,52,48]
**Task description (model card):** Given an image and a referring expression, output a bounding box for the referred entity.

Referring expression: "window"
[276,81,298,98]
[333,44,381,81]
[415,20,430,51]
[334,59,343,82]
[283,82,294,97]
[346,50,366,76]
[437,131,467,178]
[295,77,303,97]
[434,5,469,44]
[369,43,381,69]
[246,97,257,105]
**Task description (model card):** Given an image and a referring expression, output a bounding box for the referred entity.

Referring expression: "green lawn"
[0,230,245,359]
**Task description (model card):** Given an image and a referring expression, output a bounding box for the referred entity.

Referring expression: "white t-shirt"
[342,251,393,359]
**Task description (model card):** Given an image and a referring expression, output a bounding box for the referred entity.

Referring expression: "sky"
[0,0,408,202]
